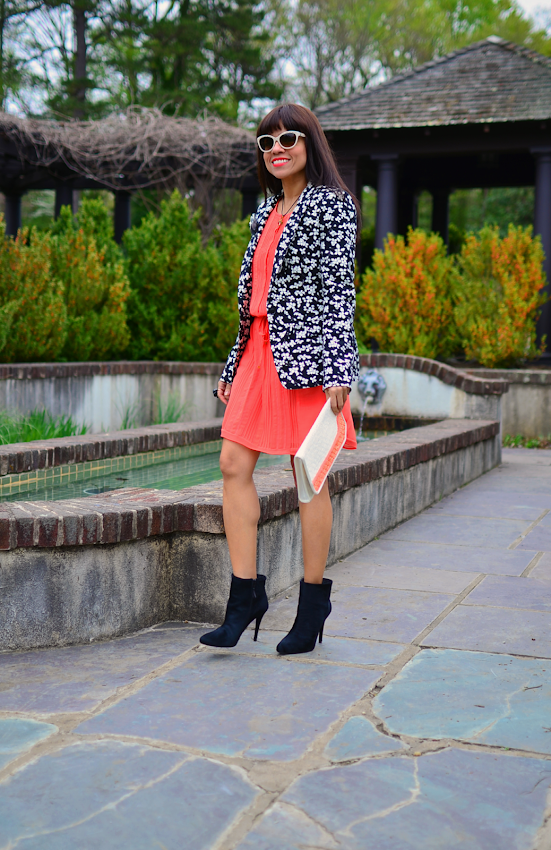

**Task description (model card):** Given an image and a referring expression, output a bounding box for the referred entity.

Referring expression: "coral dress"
[221,205,357,455]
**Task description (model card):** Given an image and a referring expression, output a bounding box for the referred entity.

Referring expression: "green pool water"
[1,443,289,503]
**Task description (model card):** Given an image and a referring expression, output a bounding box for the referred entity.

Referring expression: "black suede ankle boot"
[276,578,332,655]
[200,574,269,648]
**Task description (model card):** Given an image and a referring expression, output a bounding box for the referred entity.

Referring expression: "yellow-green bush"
[0,222,66,362]
[453,225,547,367]
[50,200,131,361]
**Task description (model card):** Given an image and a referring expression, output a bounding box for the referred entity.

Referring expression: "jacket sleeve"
[219,335,240,386]
[319,191,360,388]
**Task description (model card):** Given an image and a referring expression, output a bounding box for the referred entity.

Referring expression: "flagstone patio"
[1,447,550,849]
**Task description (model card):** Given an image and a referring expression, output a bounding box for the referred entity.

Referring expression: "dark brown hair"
[256,103,360,215]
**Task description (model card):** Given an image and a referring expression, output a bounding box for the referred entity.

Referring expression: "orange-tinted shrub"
[454,225,547,367]
[356,228,458,360]
[0,221,66,362]
[50,201,131,361]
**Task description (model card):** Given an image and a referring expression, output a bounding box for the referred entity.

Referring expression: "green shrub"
[0,221,67,362]
[124,190,246,361]
[50,200,131,361]
[453,225,547,367]
[356,228,459,360]
[0,409,87,444]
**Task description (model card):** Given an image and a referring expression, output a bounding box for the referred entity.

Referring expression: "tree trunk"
[73,0,87,117]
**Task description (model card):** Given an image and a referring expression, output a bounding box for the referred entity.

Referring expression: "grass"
[152,392,192,425]
[503,434,551,449]
[0,410,88,445]
[116,392,192,430]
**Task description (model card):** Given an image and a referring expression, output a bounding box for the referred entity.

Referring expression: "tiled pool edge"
[0,419,500,651]
[0,418,223,476]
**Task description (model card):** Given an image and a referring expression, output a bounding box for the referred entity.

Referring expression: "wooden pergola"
[316,37,551,348]
[0,108,259,242]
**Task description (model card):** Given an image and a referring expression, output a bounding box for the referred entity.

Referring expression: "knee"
[220,448,246,480]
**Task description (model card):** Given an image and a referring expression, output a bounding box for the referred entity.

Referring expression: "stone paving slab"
[229,630,405,667]
[464,575,551,612]
[329,559,479,593]
[0,740,258,850]
[262,585,453,642]
[324,715,406,761]
[374,649,551,754]
[325,586,454,642]
[422,606,551,658]
[0,718,57,770]
[427,491,550,520]
[385,514,530,549]
[1,448,551,848]
[75,653,379,761]
[0,628,204,714]
[531,553,551,581]
[518,526,551,552]
[237,749,551,850]
[342,538,532,575]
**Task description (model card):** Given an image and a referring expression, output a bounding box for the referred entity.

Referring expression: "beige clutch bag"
[294,399,347,503]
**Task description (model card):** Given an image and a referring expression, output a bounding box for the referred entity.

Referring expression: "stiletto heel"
[253,612,265,641]
[277,578,332,655]
[200,574,269,648]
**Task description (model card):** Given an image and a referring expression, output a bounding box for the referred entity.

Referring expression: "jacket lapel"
[271,184,314,279]
[248,194,279,254]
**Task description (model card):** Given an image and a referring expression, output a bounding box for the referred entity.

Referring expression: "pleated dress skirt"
[221,204,357,457]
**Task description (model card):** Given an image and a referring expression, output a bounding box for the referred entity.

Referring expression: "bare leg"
[219,439,260,579]
[298,480,332,584]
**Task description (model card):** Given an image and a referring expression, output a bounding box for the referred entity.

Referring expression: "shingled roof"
[316,38,551,131]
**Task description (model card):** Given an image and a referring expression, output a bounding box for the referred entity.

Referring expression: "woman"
[200,103,360,655]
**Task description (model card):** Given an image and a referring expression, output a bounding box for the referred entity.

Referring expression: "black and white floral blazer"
[218,183,359,391]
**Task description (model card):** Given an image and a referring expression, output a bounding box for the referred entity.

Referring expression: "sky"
[518,0,551,19]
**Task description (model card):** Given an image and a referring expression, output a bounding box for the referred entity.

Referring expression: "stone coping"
[0,419,222,477]
[360,354,509,395]
[0,361,226,380]
[467,367,551,385]
[0,357,509,394]
[0,418,499,551]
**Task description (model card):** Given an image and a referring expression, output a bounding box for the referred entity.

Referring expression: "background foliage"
[0,222,66,362]
[356,229,458,361]
[356,225,548,368]
[50,200,131,360]
[0,196,547,368]
[454,225,547,367]
[0,0,548,120]
[124,190,246,361]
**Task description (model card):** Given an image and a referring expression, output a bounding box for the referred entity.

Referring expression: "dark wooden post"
[55,185,74,218]
[337,156,360,199]
[373,155,398,249]
[533,148,551,352]
[241,188,259,218]
[114,192,132,243]
[431,188,450,244]
[397,188,417,236]
[4,194,21,236]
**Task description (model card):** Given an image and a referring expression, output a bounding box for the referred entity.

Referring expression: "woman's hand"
[217,381,232,405]
[325,386,349,414]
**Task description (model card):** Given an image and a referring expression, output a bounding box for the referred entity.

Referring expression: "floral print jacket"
[218,183,359,391]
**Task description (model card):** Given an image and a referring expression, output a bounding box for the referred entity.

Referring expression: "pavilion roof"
[316,38,551,130]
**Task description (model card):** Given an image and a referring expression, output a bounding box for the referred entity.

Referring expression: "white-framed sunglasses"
[257,130,306,153]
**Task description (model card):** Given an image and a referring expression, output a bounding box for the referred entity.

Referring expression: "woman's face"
[263,125,307,183]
